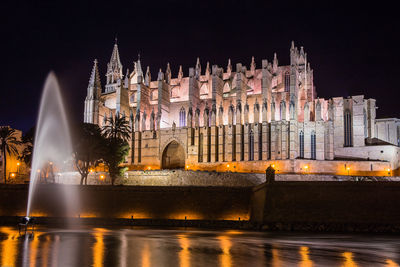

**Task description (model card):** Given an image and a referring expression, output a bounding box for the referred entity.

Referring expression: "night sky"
[2,1,399,132]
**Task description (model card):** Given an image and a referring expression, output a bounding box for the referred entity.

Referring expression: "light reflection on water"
[0,226,399,266]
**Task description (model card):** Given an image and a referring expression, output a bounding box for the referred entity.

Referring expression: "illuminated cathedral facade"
[84,41,400,175]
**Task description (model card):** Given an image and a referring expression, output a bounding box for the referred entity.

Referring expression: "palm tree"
[0,126,20,183]
[102,115,131,142]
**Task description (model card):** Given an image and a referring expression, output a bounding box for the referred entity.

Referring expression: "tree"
[101,115,131,185]
[102,138,129,185]
[102,115,131,142]
[19,127,35,168]
[73,123,104,185]
[0,126,20,184]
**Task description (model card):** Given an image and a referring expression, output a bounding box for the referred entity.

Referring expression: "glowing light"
[304,165,309,170]
[385,259,399,267]
[49,161,53,165]
[299,246,313,267]
[346,167,350,171]
[218,235,232,267]
[342,252,358,267]
[147,166,151,170]
[10,173,15,178]
[141,242,151,267]
[1,227,18,267]
[16,162,20,166]
[92,228,106,267]
[100,175,105,180]
[186,165,189,169]
[178,234,190,267]
[227,164,230,168]
[90,169,94,173]
[271,164,275,168]
[37,169,40,173]
[387,168,391,172]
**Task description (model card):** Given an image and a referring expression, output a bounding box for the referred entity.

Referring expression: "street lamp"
[304,165,309,173]
[346,167,350,176]
[16,162,20,173]
[387,168,391,176]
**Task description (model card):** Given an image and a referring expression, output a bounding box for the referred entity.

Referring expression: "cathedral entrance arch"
[161,141,185,169]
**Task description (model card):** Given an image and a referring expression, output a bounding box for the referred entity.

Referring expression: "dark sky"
[1,0,399,132]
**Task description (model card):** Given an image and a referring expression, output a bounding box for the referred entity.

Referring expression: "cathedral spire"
[178,65,183,81]
[135,55,143,77]
[165,63,171,84]
[227,58,232,75]
[134,55,144,84]
[205,61,210,79]
[250,56,256,75]
[195,57,201,78]
[106,41,123,85]
[87,59,102,99]
[273,53,278,72]
[145,66,151,86]
[157,68,164,81]
[124,68,130,88]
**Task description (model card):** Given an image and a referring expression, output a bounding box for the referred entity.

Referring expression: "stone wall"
[0,184,252,221]
[54,170,399,187]
[251,181,400,226]
[124,170,265,186]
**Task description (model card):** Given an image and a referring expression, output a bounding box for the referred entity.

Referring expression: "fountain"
[26,72,77,219]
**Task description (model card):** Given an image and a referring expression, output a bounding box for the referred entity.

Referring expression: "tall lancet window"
[344,110,353,147]
[179,107,186,127]
[249,130,254,161]
[311,131,316,159]
[284,72,290,92]
[363,109,368,138]
[299,130,304,158]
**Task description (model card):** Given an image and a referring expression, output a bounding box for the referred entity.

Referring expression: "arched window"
[311,131,316,159]
[364,109,368,138]
[344,110,353,147]
[284,72,290,92]
[179,107,186,127]
[299,130,304,158]
[249,130,254,161]
[198,133,203,162]
[280,101,286,121]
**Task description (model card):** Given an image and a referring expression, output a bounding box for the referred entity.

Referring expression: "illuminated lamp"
[147,166,151,170]
[16,162,20,166]
[10,173,15,177]
[100,174,105,180]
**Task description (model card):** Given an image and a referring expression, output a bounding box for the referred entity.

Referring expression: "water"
[0,226,399,266]
[26,72,75,217]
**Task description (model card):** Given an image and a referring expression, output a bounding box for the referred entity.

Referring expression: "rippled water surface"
[0,226,399,266]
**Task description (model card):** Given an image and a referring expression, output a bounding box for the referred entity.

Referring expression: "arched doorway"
[162,141,185,169]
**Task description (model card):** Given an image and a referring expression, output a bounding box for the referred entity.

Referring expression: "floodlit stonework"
[84,41,400,175]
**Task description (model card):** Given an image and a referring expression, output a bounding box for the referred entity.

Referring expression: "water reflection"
[141,242,150,267]
[1,227,18,267]
[218,235,232,267]
[342,252,358,267]
[271,246,282,267]
[92,228,106,267]
[0,227,399,267]
[178,234,190,267]
[299,246,313,267]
